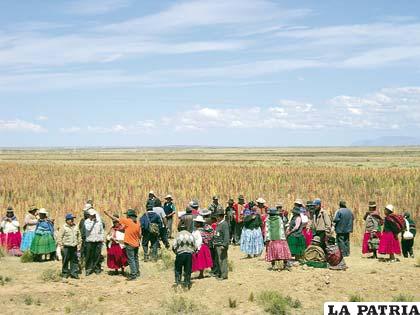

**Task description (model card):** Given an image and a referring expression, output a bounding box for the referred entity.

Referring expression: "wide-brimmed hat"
[189,200,199,208]
[6,206,14,213]
[125,209,137,217]
[28,206,38,213]
[384,204,394,212]
[268,208,279,216]
[313,198,321,206]
[306,200,314,206]
[165,194,173,200]
[294,199,303,206]
[212,195,219,200]
[256,197,266,204]
[368,201,376,208]
[39,208,48,215]
[312,236,321,244]
[199,208,211,217]
[238,195,245,200]
[83,203,93,211]
[193,215,205,223]
[65,213,76,220]
[88,209,97,216]
[275,202,283,208]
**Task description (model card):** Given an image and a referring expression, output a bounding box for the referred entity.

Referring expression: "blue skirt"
[20,231,35,252]
[240,228,264,255]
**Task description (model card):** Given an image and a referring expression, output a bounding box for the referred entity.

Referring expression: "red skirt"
[265,240,292,262]
[378,231,401,255]
[192,244,213,272]
[107,243,128,269]
[302,229,313,247]
[362,231,381,254]
[0,232,22,256]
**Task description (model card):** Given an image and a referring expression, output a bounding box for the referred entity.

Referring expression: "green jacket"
[58,223,82,247]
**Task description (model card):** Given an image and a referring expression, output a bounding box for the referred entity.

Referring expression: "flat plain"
[0,147,419,314]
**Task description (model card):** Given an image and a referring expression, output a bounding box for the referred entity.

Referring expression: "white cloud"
[0,119,46,132]
[85,120,157,134]
[36,115,48,121]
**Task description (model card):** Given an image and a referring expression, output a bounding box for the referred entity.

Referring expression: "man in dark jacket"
[140,204,162,261]
[333,200,354,257]
[213,210,230,280]
[178,205,194,233]
[225,199,235,244]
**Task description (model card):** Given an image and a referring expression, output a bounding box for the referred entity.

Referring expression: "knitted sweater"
[172,230,197,254]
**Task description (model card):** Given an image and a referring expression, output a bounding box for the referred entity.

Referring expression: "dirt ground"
[0,242,419,315]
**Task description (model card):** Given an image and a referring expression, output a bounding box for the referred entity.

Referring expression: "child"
[172,224,197,289]
[401,212,416,258]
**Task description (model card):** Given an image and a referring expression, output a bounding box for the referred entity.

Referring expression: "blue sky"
[1,0,420,146]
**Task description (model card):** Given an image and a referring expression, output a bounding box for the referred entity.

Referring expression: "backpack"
[325,244,342,266]
[387,214,405,234]
[143,212,160,237]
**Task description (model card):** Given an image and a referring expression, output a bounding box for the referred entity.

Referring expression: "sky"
[1,0,420,147]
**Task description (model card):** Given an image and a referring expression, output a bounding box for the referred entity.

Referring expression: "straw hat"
[384,204,394,212]
[165,194,173,200]
[294,199,303,206]
[39,208,48,216]
[256,197,266,204]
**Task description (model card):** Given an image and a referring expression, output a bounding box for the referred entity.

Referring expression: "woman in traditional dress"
[20,206,39,252]
[264,208,292,270]
[286,201,307,260]
[300,206,312,247]
[106,215,128,275]
[0,207,22,256]
[30,208,56,261]
[378,204,402,262]
[240,205,264,258]
[192,215,214,278]
[362,201,383,258]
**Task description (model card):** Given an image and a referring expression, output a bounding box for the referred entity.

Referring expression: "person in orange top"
[104,209,141,281]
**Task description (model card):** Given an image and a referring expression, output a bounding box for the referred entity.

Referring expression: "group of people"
[0,192,417,289]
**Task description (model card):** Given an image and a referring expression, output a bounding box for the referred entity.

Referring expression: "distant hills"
[352,136,420,146]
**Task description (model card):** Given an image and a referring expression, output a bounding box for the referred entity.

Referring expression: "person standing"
[264,208,292,271]
[225,199,235,244]
[78,204,91,272]
[401,212,416,258]
[286,201,307,260]
[20,206,39,252]
[152,199,170,249]
[378,204,402,262]
[333,200,354,257]
[105,210,141,280]
[0,207,22,256]
[30,208,56,261]
[362,201,383,258]
[172,224,197,289]
[312,198,332,249]
[164,195,176,239]
[191,216,213,279]
[178,204,194,233]
[213,211,230,280]
[240,205,264,258]
[146,191,156,208]
[57,213,82,279]
[208,196,224,215]
[105,215,128,275]
[140,205,162,261]
[84,209,105,276]
[232,195,246,245]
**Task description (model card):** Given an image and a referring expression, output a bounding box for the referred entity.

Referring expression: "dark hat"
[313,198,321,206]
[216,210,225,217]
[268,208,279,216]
[227,198,234,204]
[339,200,347,208]
[65,213,76,220]
[238,195,245,200]
[213,195,219,200]
[125,209,137,217]
[404,212,411,218]
[146,200,154,211]
[306,200,314,206]
[292,207,301,215]
[368,201,376,208]
[190,200,199,208]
